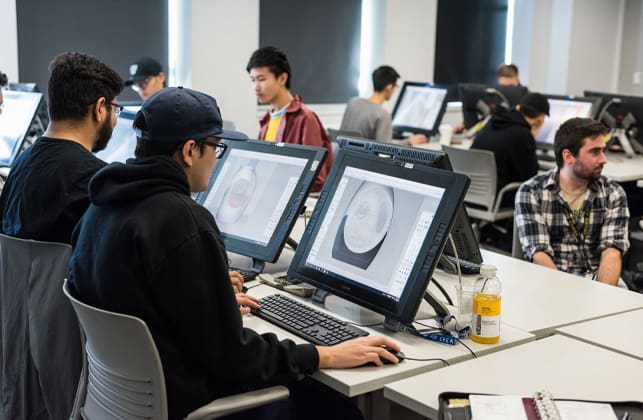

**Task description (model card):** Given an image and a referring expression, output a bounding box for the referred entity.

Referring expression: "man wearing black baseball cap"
[125,57,166,100]
[69,87,397,419]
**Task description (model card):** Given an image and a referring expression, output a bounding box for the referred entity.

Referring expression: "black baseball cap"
[520,92,550,116]
[125,57,163,86]
[136,87,248,143]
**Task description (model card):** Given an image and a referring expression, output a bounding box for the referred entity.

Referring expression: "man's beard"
[573,160,603,181]
[92,118,113,153]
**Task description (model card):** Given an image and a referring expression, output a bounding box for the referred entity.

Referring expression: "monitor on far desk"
[535,95,600,151]
[391,82,449,137]
[196,139,327,277]
[458,83,528,129]
[0,90,43,167]
[287,142,470,330]
[584,90,643,157]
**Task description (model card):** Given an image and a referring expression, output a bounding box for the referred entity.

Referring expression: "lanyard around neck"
[562,206,590,241]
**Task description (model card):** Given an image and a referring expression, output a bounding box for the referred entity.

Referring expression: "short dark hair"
[372,65,400,92]
[0,71,7,87]
[246,46,292,89]
[133,111,206,158]
[47,51,124,121]
[554,117,608,168]
[496,63,519,79]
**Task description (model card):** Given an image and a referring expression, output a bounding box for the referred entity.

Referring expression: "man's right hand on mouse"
[315,336,401,368]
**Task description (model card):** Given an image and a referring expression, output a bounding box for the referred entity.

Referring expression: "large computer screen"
[196,139,327,264]
[0,90,43,167]
[584,90,643,153]
[94,107,139,163]
[391,82,449,136]
[337,136,482,265]
[535,95,600,148]
[458,83,528,129]
[288,147,469,327]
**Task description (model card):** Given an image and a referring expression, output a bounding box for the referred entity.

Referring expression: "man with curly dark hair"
[0,52,124,244]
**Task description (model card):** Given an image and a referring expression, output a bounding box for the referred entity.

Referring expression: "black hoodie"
[69,155,318,419]
[470,108,539,195]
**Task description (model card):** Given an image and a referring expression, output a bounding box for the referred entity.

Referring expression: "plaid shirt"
[515,170,629,273]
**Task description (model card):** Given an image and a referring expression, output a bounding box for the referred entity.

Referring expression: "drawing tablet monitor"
[584,90,643,146]
[458,83,528,129]
[337,136,482,264]
[94,107,140,163]
[288,148,469,326]
[391,82,449,136]
[196,140,327,263]
[535,96,600,149]
[0,90,43,167]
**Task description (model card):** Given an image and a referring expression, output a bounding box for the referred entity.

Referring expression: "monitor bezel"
[196,139,327,263]
[0,90,43,167]
[287,149,470,325]
[390,81,450,137]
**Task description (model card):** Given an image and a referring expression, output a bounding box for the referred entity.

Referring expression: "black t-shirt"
[0,136,106,244]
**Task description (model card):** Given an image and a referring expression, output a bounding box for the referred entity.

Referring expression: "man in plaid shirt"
[515,118,630,286]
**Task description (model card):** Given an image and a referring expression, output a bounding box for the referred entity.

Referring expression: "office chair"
[442,146,521,235]
[62,279,289,420]
[0,234,84,420]
[512,220,525,260]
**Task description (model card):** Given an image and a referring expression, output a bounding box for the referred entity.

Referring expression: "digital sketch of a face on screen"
[331,181,395,269]
[216,164,257,225]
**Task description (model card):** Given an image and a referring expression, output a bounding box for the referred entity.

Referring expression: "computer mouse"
[380,346,405,364]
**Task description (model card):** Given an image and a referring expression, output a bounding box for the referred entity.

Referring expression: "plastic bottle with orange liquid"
[471,264,501,344]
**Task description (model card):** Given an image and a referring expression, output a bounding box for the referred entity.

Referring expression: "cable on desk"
[432,278,454,306]
[456,338,477,358]
[345,321,384,328]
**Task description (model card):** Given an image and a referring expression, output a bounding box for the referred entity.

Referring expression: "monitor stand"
[609,128,636,158]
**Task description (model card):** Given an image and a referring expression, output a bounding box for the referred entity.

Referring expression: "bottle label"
[472,293,500,338]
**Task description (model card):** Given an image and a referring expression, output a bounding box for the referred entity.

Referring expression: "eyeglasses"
[202,139,228,159]
[104,102,123,116]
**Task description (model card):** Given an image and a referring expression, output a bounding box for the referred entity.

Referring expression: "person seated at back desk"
[340,65,427,145]
[470,92,550,208]
[247,46,332,193]
[515,118,630,287]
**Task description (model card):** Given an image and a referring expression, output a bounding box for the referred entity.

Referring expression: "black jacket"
[470,108,539,192]
[69,156,318,419]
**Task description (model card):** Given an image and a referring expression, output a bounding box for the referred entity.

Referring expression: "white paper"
[469,395,528,420]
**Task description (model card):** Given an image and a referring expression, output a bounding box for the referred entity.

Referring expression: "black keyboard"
[438,255,481,275]
[537,154,556,162]
[230,267,258,281]
[251,294,369,346]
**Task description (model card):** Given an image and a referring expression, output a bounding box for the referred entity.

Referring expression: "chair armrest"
[185,385,290,420]
[492,182,522,213]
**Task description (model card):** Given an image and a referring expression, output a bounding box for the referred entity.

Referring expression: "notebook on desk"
[438,391,643,420]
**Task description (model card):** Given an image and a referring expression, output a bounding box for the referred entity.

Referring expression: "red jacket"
[258,95,333,192]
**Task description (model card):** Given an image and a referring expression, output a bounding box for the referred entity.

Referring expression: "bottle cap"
[479,264,497,277]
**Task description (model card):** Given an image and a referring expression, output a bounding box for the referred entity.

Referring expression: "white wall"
[0,0,19,83]
[381,0,438,113]
[619,0,643,95]
[191,0,260,136]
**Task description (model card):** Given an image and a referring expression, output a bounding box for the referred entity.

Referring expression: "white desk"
[556,308,643,361]
[431,250,643,338]
[384,334,643,419]
[244,284,533,399]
